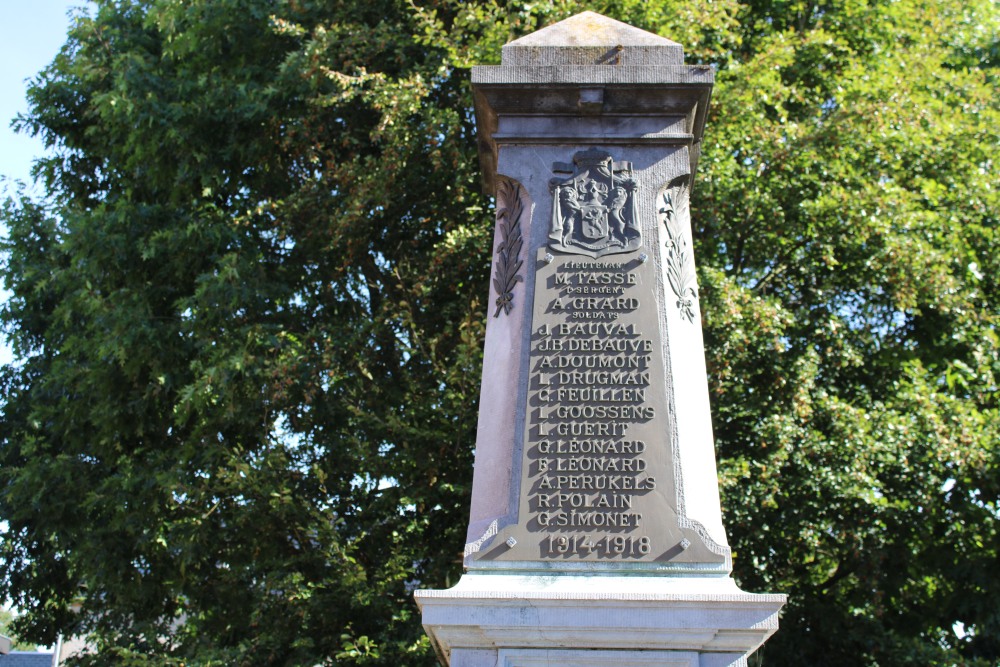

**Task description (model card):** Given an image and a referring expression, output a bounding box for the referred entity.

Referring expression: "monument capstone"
[416,12,785,667]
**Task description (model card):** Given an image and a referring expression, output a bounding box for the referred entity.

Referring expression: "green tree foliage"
[1,1,996,665]
[0,607,37,651]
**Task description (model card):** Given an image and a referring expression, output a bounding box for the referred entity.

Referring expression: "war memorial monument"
[416,12,786,666]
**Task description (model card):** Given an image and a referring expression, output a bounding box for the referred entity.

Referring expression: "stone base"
[415,573,785,667]
[454,649,745,667]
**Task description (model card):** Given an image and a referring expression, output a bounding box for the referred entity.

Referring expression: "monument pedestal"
[417,12,785,666]
[417,574,783,667]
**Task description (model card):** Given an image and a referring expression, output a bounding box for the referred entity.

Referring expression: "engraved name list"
[523,255,662,560]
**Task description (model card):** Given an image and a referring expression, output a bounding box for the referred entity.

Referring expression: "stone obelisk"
[416,12,785,667]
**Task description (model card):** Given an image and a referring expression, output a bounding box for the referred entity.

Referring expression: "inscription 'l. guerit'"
[549,149,641,258]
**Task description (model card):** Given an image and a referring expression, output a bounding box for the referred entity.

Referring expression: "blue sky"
[1,1,88,366]
[1,2,87,188]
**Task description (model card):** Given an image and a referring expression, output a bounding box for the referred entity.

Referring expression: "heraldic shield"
[548,148,641,258]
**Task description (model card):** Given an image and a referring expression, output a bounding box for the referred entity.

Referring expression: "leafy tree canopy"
[1,1,996,665]
[0,607,38,651]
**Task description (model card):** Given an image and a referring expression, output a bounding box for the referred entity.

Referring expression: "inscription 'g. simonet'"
[549,149,641,258]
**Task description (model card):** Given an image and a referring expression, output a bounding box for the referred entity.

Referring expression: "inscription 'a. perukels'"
[549,149,641,258]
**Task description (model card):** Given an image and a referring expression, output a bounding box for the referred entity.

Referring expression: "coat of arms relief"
[548,149,641,258]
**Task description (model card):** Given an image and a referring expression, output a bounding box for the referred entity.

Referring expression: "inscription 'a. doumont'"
[538,355,645,369]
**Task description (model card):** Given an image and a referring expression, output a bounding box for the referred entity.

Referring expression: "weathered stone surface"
[416,11,784,667]
[466,144,729,574]
[419,573,784,667]
[501,11,684,66]
[465,15,722,575]
[471,12,713,195]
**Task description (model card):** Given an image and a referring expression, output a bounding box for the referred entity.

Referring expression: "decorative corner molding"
[464,520,499,557]
[659,192,697,323]
[493,179,526,317]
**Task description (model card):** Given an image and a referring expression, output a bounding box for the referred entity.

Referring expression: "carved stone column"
[416,12,785,667]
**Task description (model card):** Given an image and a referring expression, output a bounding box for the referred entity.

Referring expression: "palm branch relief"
[493,179,526,317]
[660,192,697,323]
